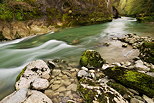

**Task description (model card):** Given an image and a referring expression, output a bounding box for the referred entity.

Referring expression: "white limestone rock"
[16,60,51,90]
[1,88,28,103]
[135,60,150,71]
[31,78,49,90]
[23,90,53,103]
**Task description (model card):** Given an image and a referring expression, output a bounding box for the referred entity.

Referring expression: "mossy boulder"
[80,50,105,68]
[77,78,128,103]
[104,67,154,97]
[139,42,154,64]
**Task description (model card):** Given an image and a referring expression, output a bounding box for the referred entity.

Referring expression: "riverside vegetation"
[1,34,154,103]
[0,0,154,40]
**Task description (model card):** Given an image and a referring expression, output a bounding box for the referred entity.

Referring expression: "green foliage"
[0,4,13,20]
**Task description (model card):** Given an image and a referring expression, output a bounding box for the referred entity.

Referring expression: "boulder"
[80,50,105,68]
[104,67,154,97]
[1,88,28,103]
[23,90,53,103]
[77,78,128,103]
[16,60,51,90]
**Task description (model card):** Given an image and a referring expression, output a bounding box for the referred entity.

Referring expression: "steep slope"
[0,0,113,40]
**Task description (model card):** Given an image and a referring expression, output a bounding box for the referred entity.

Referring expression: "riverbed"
[0,17,154,100]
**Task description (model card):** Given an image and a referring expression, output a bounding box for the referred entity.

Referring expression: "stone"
[104,67,154,97]
[130,98,144,103]
[143,95,154,103]
[80,50,105,68]
[57,86,66,92]
[47,61,56,69]
[102,64,110,70]
[50,84,61,90]
[135,60,150,71]
[31,78,49,90]
[77,70,89,78]
[16,60,51,90]
[1,89,53,103]
[122,43,128,48]
[52,69,61,77]
[62,80,71,86]
[112,62,121,67]
[23,90,53,103]
[1,88,28,103]
[67,84,77,91]
[81,67,88,71]
[44,90,54,97]
[78,78,128,103]
[128,88,139,95]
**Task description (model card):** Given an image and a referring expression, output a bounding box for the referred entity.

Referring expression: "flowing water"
[0,17,154,99]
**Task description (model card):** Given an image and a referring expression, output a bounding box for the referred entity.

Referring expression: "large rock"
[16,60,51,90]
[104,67,154,97]
[1,89,53,103]
[1,88,28,103]
[23,90,53,103]
[80,50,105,68]
[77,78,128,103]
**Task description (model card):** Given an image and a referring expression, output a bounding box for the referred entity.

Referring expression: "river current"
[0,17,154,99]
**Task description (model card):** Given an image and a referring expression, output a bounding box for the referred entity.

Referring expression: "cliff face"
[0,0,113,40]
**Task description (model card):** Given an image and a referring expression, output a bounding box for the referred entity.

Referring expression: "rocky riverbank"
[1,34,154,103]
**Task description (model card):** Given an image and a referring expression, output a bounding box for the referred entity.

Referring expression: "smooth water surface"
[0,17,154,99]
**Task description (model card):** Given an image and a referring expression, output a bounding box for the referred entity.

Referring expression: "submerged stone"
[104,67,154,97]
[80,50,105,68]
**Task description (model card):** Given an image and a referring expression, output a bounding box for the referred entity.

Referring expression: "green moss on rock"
[139,42,154,64]
[16,67,27,82]
[80,50,105,68]
[107,81,133,99]
[104,67,154,97]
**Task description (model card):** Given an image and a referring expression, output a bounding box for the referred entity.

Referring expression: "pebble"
[57,86,66,92]
[77,70,89,78]
[67,84,77,91]
[51,84,61,90]
[52,69,61,76]
[81,67,88,71]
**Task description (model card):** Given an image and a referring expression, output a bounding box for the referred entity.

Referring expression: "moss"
[79,78,98,86]
[107,81,132,99]
[104,67,154,97]
[80,50,105,68]
[16,67,27,82]
[77,78,98,103]
[139,42,154,64]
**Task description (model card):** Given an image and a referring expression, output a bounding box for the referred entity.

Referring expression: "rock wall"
[0,0,114,40]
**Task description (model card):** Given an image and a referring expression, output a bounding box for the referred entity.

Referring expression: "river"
[0,17,154,100]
